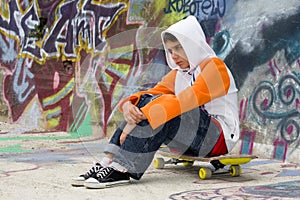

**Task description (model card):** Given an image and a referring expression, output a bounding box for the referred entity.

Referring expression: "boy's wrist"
[122,101,130,111]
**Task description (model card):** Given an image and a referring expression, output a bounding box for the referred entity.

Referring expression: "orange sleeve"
[141,58,230,129]
[118,70,177,112]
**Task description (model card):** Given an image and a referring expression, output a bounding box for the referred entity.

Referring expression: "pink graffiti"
[239,98,248,122]
[268,59,281,78]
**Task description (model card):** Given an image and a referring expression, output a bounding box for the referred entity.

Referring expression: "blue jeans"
[105,94,219,180]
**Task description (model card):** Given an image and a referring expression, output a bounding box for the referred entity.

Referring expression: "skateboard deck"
[153,147,257,180]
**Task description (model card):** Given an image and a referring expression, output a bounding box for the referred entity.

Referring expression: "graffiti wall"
[0,0,299,163]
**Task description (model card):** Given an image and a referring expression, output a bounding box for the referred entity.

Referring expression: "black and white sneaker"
[71,163,103,187]
[84,167,130,189]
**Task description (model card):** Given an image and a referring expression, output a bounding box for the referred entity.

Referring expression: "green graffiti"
[0,113,92,142]
[0,144,32,153]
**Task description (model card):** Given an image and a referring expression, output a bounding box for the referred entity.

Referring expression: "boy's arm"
[140,58,230,129]
[118,70,177,112]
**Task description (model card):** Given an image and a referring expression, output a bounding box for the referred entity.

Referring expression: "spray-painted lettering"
[163,0,226,19]
[0,0,126,62]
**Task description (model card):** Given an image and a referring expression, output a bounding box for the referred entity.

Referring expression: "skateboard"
[153,147,257,180]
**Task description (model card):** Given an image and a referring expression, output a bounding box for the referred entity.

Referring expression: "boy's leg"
[84,97,213,187]
[203,117,228,157]
[106,115,181,180]
[107,107,211,180]
[84,117,182,188]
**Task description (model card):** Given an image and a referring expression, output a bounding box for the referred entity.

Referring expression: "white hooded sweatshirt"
[161,16,239,151]
[121,16,240,152]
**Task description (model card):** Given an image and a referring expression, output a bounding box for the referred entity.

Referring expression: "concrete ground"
[1,136,300,200]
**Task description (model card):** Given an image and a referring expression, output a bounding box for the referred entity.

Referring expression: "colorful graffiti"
[222,0,300,162]
[0,0,299,163]
[0,1,107,132]
[0,0,139,135]
[169,181,300,199]
[165,160,300,199]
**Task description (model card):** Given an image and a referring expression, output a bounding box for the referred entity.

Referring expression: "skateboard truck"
[210,160,225,170]
[165,158,194,167]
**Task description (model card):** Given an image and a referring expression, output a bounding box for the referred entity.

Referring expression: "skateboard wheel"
[199,167,212,180]
[153,158,165,169]
[183,161,194,167]
[229,165,242,177]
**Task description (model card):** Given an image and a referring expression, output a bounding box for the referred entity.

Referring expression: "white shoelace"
[85,163,102,176]
[96,167,112,179]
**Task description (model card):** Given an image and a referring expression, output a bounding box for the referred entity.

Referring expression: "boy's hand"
[122,101,146,124]
[120,132,128,145]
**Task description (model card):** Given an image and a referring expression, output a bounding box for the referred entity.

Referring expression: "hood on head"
[161,16,216,72]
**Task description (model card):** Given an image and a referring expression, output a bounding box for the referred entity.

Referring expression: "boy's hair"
[163,32,178,43]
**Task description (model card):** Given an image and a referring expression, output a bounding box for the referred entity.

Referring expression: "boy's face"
[165,41,189,69]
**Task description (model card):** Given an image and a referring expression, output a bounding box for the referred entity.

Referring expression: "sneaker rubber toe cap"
[71,176,85,187]
[84,177,105,189]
